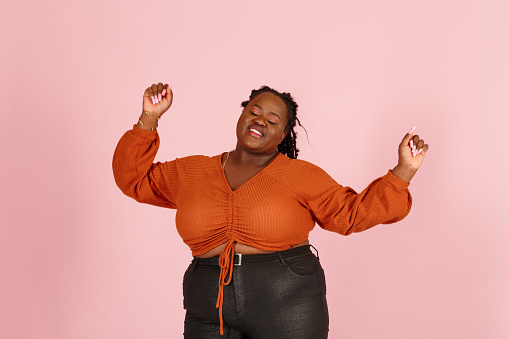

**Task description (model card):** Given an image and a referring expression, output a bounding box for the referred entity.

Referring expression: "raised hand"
[392,127,429,183]
[137,82,173,131]
[143,82,173,117]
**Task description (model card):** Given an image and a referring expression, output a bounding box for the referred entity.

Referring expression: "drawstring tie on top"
[216,239,236,335]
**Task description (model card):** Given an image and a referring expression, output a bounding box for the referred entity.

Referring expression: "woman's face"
[236,92,288,155]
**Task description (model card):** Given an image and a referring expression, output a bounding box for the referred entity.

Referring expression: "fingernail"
[417,148,423,155]
[158,93,162,101]
[410,140,414,148]
[151,96,155,105]
[162,89,166,96]
[409,126,416,134]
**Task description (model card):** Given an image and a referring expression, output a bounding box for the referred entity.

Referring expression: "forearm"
[391,164,417,183]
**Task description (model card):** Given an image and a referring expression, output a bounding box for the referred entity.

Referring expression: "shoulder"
[267,154,339,194]
[173,154,221,171]
[276,154,331,177]
[175,154,218,165]
[162,154,222,184]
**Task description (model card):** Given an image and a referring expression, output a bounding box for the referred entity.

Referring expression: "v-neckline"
[218,152,282,192]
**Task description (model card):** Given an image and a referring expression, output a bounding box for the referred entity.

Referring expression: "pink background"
[1,1,508,338]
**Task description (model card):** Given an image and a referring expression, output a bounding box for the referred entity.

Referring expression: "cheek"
[270,128,286,143]
[236,115,248,136]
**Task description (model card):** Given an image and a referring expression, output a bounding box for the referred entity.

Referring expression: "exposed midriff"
[195,239,310,258]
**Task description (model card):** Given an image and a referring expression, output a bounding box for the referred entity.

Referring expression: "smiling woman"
[235,91,288,156]
[240,86,303,159]
[112,82,427,338]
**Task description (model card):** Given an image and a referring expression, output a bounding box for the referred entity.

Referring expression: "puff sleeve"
[112,125,179,209]
[313,169,412,235]
[287,160,413,235]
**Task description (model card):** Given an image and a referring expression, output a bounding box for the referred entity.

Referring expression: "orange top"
[112,125,413,334]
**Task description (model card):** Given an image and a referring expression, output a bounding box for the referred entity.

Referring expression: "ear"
[280,132,287,143]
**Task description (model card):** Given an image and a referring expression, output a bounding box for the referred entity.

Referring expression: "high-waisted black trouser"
[182,245,329,338]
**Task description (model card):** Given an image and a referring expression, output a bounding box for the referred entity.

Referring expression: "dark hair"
[241,86,304,159]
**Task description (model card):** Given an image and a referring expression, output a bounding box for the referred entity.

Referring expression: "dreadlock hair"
[241,86,304,159]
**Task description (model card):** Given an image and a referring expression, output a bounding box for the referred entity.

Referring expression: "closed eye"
[250,110,277,125]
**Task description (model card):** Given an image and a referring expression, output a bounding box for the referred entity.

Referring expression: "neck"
[229,147,278,167]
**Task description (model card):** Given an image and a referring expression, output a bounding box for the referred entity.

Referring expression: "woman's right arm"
[112,82,178,208]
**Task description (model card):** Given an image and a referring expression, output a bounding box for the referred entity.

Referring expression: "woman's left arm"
[302,128,429,235]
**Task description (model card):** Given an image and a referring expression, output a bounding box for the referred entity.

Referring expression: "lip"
[248,125,265,137]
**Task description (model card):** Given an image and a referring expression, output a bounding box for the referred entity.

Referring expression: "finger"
[156,82,164,102]
[410,134,420,151]
[401,126,416,145]
[151,83,159,104]
[162,82,170,97]
[144,86,156,105]
[164,86,173,103]
[416,144,429,156]
[410,136,421,156]
[414,142,428,155]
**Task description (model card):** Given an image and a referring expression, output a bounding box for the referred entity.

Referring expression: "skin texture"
[139,83,429,257]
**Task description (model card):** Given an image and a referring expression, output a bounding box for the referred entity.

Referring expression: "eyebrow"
[252,104,282,120]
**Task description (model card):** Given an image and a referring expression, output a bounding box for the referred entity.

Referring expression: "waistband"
[191,244,315,267]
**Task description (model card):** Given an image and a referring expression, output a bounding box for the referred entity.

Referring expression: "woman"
[112,82,428,338]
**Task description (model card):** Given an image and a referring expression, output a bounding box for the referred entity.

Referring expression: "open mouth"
[248,128,263,137]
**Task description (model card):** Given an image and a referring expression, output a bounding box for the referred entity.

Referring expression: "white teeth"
[249,128,262,136]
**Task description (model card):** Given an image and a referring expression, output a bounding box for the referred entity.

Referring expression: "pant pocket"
[285,253,317,277]
[182,265,221,318]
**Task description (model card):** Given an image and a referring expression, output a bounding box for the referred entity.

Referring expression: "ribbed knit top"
[112,125,413,334]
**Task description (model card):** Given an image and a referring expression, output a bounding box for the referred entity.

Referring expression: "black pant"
[182,245,329,338]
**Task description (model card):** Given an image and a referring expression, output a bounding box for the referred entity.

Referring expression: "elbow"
[382,196,412,224]
[112,160,139,201]
[113,172,139,202]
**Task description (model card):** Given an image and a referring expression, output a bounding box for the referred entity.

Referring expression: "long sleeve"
[276,159,413,236]
[112,125,179,209]
[307,168,412,235]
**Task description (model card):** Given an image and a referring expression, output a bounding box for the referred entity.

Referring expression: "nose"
[253,115,267,127]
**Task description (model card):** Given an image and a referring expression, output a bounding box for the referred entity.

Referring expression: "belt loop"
[309,244,319,260]
[277,252,287,267]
